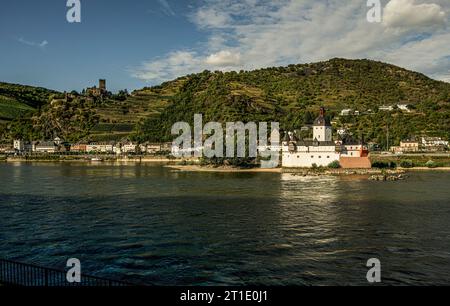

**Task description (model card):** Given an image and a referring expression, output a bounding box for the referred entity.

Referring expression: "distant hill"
[133,58,450,147]
[1,58,449,148]
[0,82,57,121]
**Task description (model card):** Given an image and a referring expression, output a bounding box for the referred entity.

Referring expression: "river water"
[0,162,449,285]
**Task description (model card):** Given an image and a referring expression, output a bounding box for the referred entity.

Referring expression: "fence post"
[45,269,49,286]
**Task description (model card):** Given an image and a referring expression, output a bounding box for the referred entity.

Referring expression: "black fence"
[0,259,131,287]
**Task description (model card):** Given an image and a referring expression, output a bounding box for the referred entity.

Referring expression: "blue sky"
[1,0,449,92]
[0,0,201,91]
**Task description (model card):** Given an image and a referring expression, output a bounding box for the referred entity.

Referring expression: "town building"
[86,142,114,153]
[13,140,25,152]
[397,104,411,112]
[401,140,420,152]
[340,109,353,116]
[421,137,449,152]
[34,141,58,153]
[282,107,370,168]
[146,143,163,154]
[13,140,34,153]
[121,142,137,154]
[337,128,348,136]
[391,139,420,153]
[161,142,173,152]
[71,143,88,153]
[379,105,394,112]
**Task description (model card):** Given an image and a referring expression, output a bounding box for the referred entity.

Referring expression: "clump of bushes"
[199,156,256,168]
[400,160,414,168]
[372,161,397,169]
[426,160,438,168]
[328,160,341,169]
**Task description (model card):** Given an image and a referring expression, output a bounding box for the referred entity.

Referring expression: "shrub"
[372,161,397,169]
[400,160,414,168]
[311,163,318,169]
[426,160,438,168]
[328,160,341,169]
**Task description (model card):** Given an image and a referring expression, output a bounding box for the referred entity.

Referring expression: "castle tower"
[99,79,106,91]
[313,107,332,142]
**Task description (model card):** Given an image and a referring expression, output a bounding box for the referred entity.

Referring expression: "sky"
[0,0,449,92]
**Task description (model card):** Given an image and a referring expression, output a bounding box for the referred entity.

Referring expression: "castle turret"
[313,107,332,142]
[99,79,106,91]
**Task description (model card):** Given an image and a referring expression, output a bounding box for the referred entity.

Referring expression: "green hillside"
[0,82,57,121]
[0,96,35,121]
[1,58,450,148]
[0,82,56,107]
[0,82,58,140]
[133,58,450,148]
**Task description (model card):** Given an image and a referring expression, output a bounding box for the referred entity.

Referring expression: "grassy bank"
[370,154,450,169]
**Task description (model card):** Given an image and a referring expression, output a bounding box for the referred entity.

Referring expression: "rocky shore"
[282,168,404,176]
[368,173,408,181]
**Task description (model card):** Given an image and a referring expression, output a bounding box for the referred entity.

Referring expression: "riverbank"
[4,156,450,173]
[167,165,282,173]
[167,165,410,175]
[3,156,175,163]
[167,164,450,174]
[401,167,450,171]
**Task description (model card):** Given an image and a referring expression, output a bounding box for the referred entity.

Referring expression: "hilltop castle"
[282,107,371,168]
[86,79,107,97]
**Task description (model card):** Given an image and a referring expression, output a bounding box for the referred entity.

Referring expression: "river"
[0,162,449,285]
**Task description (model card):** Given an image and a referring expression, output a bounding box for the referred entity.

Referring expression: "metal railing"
[0,259,131,287]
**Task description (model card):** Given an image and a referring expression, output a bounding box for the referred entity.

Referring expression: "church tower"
[313,107,332,142]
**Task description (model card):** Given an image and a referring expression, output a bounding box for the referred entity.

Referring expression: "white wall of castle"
[282,150,340,168]
[313,126,332,141]
[281,144,365,168]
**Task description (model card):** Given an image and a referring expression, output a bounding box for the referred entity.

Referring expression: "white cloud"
[132,0,450,83]
[131,51,202,81]
[193,8,231,28]
[17,37,48,49]
[157,0,175,16]
[383,0,446,30]
[205,50,241,66]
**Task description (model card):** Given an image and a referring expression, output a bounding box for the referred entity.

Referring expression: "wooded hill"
[1,58,449,148]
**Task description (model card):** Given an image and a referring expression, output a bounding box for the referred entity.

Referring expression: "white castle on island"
[281,107,371,169]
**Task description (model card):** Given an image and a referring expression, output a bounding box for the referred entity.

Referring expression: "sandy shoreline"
[400,167,450,171]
